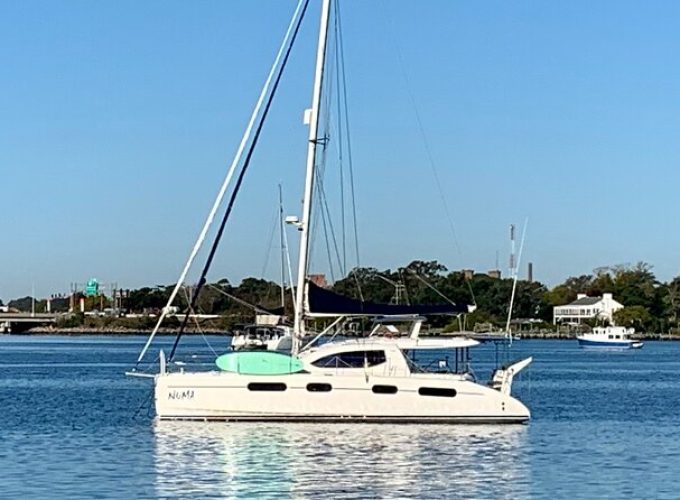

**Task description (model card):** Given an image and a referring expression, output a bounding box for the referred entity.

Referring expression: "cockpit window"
[312,350,386,368]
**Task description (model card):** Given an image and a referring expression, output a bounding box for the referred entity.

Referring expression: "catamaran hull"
[154,371,530,424]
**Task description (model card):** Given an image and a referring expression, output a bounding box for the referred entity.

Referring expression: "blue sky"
[2,0,680,301]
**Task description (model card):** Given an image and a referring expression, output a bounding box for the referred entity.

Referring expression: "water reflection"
[154,422,530,499]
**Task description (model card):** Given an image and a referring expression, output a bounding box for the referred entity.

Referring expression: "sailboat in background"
[468,222,526,344]
[230,186,297,352]
[129,0,532,423]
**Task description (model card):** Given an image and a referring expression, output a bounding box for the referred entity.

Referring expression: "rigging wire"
[305,1,364,301]
[133,0,309,371]
[260,205,280,279]
[315,173,337,282]
[308,12,350,283]
[135,0,309,366]
[313,75,334,282]
[335,1,364,301]
[207,283,285,318]
[409,270,460,308]
[308,126,336,282]
[179,286,219,359]
[168,0,311,362]
[307,15,336,280]
[259,204,281,305]
[335,1,361,271]
[381,2,476,307]
[315,166,346,281]
[333,5,347,273]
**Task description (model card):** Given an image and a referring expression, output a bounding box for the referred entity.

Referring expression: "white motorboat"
[577,326,643,349]
[130,0,532,424]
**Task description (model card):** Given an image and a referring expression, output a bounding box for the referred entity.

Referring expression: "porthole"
[372,385,398,394]
[247,382,287,392]
[418,387,457,398]
[307,383,332,392]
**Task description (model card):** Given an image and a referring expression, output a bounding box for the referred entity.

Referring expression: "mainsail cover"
[306,281,471,316]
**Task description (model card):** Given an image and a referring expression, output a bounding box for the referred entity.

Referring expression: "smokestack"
[528,262,533,283]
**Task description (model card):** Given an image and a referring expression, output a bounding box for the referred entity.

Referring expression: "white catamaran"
[130,0,532,424]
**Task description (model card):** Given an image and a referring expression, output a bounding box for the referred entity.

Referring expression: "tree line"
[3,260,678,332]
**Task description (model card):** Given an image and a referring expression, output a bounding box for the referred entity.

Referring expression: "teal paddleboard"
[215,351,305,375]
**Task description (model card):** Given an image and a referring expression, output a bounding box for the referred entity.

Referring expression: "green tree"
[662,277,680,329]
[611,262,658,311]
[589,267,616,296]
[613,305,653,331]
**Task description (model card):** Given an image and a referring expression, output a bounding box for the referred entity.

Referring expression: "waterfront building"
[553,293,624,325]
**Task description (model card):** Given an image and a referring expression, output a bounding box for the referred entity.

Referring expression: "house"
[553,293,624,325]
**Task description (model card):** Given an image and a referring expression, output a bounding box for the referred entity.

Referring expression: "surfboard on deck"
[215,351,305,375]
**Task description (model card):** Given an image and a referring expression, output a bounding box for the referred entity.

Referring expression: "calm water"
[1,335,679,499]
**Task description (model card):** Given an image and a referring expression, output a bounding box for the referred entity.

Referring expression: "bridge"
[0,313,59,333]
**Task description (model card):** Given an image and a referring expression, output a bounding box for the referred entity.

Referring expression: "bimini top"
[306,281,472,317]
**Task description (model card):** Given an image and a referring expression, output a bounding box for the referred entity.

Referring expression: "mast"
[278,184,286,309]
[509,224,516,279]
[293,0,332,355]
[505,219,528,346]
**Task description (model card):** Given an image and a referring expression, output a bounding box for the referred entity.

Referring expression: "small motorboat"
[577,326,643,349]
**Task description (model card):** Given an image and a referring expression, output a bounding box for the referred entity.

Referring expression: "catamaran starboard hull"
[154,371,530,424]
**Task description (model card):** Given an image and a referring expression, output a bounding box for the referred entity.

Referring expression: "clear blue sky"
[2,0,680,301]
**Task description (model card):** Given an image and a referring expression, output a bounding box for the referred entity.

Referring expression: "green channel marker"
[215,351,305,375]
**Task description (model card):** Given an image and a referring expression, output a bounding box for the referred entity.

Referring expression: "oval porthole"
[247,382,287,392]
[372,385,398,394]
[307,383,332,392]
[418,387,457,398]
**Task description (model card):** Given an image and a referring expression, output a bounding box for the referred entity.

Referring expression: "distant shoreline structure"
[13,326,680,341]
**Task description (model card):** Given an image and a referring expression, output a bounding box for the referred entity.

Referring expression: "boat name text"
[168,389,195,400]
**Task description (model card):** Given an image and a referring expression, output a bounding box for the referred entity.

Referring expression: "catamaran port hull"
[154,371,530,424]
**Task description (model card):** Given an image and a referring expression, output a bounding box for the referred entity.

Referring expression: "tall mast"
[293,0,332,354]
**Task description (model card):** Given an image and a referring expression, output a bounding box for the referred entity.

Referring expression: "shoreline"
[10,326,229,336]
[8,327,680,341]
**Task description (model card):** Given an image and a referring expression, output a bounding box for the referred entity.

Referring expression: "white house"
[553,293,624,325]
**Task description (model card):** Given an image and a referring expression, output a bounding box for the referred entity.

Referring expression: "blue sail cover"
[306,281,470,316]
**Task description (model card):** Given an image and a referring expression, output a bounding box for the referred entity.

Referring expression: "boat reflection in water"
[153,421,530,498]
